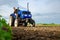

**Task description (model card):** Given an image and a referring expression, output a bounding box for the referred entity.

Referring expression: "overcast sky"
[0,0,60,24]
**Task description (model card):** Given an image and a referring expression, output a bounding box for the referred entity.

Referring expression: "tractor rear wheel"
[9,16,15,26]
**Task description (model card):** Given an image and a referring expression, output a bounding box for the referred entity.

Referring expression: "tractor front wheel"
[28,19,35,27]
[23,22,27,27]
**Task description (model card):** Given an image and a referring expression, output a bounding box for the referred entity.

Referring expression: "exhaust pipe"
[27,2,29,11]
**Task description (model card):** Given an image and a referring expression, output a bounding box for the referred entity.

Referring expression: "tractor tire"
[29,19,35,27]
[23,22,27,27]
[9,16,15,26]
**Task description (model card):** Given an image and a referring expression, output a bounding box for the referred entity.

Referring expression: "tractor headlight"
[24,15,27,16]
[29,15,31,17]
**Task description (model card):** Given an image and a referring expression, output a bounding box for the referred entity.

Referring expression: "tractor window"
[22,11,30,14]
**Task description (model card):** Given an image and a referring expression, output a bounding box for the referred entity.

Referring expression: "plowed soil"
[12,26,60,40]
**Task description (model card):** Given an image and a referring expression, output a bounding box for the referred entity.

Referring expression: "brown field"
[12,26,60,40]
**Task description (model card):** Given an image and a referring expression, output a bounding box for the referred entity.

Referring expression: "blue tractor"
[9,7,35,27]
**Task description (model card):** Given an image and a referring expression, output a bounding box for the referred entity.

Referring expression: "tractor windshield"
[22,11,31,14]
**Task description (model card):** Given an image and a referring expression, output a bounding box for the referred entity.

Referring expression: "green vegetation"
[0,15,12,40]
[36,23,60,27]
